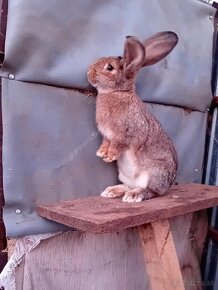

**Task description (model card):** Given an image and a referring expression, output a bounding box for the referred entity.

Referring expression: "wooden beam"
[138,220,185,290]
[138,223,167,290]
[37,183,218,233]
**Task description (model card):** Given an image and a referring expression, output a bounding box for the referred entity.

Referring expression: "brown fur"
[87,32,179,203]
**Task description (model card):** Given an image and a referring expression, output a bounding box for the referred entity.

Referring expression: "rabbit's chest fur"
[118,149,149,189]
[96,92,142,139]
[96,93,150,188]
[97,124,114,140]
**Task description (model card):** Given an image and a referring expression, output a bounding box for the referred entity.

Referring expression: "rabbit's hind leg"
[100,184,129,198]
[122,188,156,203]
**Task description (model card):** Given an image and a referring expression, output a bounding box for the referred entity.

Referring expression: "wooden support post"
[138,219,185,290]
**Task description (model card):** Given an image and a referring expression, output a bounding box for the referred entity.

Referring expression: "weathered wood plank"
[171,212,208,290]
[138,212,208,290]
[7,238,17,259]
[37,183,218,233]
[152,220,185,290]
[139,220,185,290]
[138,223,167,290]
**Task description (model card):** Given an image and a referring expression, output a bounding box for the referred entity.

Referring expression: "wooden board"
[138,220,185,290]
[138,212,208,290]
[7,238,17,259]
[37,183,218,233]
[171,211,208,290]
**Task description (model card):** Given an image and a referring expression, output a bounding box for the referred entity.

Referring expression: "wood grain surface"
[138,220,185,290]
[37,183,218,233]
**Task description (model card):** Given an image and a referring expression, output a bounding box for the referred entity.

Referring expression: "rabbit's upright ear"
[143,31,178,66]
[123,36,145,76]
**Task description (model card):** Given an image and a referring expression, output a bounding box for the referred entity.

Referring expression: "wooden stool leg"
[138,219,185,290]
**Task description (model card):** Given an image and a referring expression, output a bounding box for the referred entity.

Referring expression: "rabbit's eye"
[106,64,114,71]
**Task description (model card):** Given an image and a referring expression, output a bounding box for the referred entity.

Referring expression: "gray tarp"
[1,0,216,237]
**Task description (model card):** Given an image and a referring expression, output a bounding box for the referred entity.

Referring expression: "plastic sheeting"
[1,0,216,237]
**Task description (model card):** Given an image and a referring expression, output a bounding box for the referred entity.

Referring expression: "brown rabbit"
[87,31,178,202]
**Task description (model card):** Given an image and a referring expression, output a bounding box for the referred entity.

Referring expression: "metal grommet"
[195,169,199,172]
[15,208,21,215]
[8,73,15,80]
[209,15,214,20]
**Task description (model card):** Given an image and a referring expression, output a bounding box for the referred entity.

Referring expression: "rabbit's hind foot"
[122,188,156,203]
[100,184,129,198]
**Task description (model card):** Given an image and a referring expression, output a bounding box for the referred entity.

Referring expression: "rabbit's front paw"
[103,150,120,162]
[96,147,108,158]
[103,155,118,162]
[96,138,110,158]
